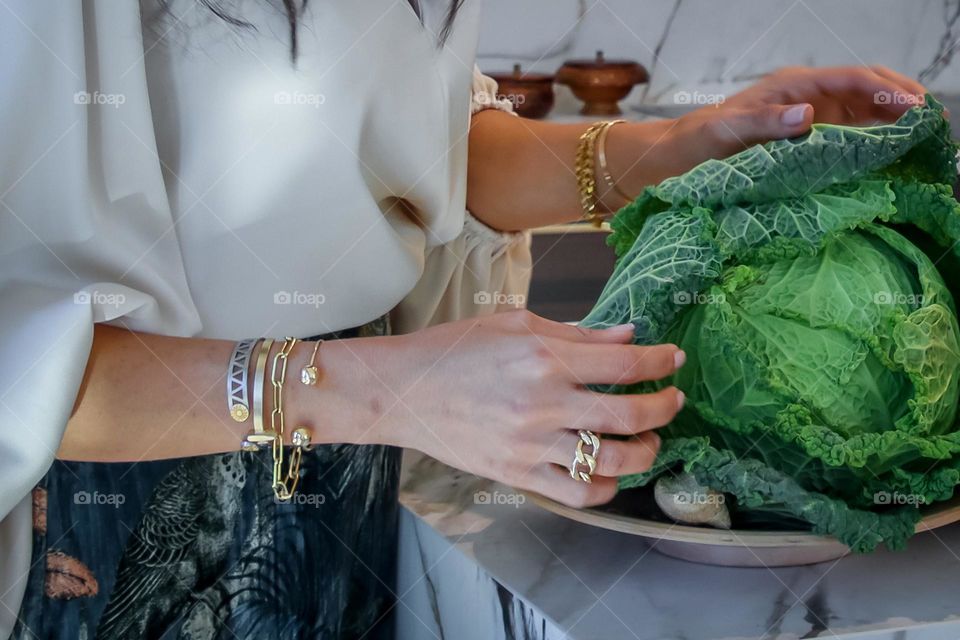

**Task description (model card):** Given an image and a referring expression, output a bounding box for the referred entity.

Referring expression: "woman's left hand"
[665,65,930,171]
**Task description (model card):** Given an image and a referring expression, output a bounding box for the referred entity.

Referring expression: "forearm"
[465,110,681,231]
[60,325,398,461]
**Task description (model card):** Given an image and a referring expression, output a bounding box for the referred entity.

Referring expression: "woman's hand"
[322,310,685,508]
[467,64,931,230]
[616,65,930,189]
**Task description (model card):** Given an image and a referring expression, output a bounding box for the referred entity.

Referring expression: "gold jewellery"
[234,337,315,500]
[243,338,276,451]
[596,120,635,204]
[570,430,601,483]
[269,337,313,501]
[300,339,323,386]
[574,119,635,227]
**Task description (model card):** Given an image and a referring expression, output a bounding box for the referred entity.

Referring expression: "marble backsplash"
[476,0,960,107]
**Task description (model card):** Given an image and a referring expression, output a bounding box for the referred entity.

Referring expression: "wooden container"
[486,64,556,119]
[557,50,649,116]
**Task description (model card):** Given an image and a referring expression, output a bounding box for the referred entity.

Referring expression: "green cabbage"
[582,96,960,552]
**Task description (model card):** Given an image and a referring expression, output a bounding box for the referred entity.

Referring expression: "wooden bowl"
[486,64,556,119]
[556,50,649,116]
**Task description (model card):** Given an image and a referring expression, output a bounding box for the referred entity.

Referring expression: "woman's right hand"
[321,310,685,508]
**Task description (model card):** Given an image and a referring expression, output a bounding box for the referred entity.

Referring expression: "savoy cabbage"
[582,95,960,552]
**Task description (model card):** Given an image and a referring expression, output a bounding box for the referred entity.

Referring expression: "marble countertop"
[399,451,960,640]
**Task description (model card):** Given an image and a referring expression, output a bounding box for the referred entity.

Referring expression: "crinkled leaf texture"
[619,437,920,553]
[584,95,960,552]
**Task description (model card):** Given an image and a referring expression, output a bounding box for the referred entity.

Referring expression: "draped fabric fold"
[0,5,202,634]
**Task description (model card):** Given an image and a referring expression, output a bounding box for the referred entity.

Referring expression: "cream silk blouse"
[0,1,530,632]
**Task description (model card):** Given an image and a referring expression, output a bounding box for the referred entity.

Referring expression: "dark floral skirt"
[13,317,401,640]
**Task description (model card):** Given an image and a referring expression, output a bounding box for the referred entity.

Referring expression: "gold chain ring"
[570,430,601,483]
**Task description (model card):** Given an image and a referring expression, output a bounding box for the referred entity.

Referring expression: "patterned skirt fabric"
[13,317,402,640]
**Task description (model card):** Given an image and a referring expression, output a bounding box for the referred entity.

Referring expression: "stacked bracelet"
[575,119,635,227]
[575,121,610,227]
[230,336,317,499]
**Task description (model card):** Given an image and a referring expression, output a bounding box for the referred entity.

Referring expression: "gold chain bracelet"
[267,337,313,501]
[575,120,624,227]
[575,121,607,227]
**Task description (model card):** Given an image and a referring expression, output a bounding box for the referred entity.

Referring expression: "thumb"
[712,103,813,149]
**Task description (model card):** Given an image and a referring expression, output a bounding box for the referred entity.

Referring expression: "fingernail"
[676,390,686,410]
[781,104,809,126]
[612,322,634,331]
[674,350,687,369]
[651,432,662,450]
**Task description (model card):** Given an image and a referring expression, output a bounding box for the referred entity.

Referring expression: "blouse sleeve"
[0,5,201,634]
[470,65,518,116]
[391,67,531,333]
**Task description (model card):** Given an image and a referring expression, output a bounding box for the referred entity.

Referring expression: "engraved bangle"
[227,339,257,423]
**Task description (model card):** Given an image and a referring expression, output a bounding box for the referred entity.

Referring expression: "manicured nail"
[781,104,809,126]
[676,390,686,410]
[674,350,687,369]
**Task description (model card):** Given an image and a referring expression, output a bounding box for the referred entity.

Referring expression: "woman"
[0,1,929,638]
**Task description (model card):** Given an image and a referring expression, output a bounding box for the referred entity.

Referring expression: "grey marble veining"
[398,451,960,640]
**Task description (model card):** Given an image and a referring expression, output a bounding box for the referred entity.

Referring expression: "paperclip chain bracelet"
[269,337,313,501]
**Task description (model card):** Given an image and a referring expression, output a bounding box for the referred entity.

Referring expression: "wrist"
[599,118,684,208]
[282,335,411,448]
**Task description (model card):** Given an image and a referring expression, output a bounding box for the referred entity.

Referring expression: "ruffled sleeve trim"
[470,65,518,116]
